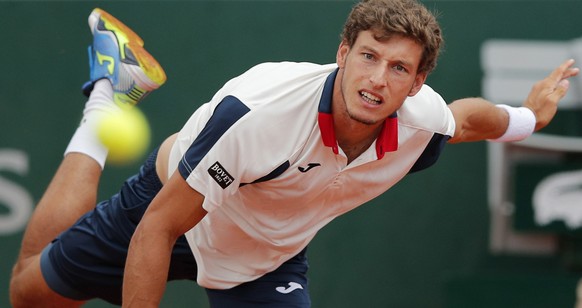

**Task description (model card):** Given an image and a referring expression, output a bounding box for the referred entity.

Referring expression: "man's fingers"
[525,60,577,131]
[552,79,570,99]
[549,59,577,82]
[563,67,580,79]
[544,60,577,100]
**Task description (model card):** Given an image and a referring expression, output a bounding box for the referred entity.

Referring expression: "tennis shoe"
[82,8,166,106]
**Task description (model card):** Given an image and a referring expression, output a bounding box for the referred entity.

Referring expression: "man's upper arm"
[143,171,207,238]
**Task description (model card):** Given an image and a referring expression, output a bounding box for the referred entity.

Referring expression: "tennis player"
[10,0,578,307]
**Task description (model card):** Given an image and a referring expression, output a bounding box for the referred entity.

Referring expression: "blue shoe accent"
[82,8,166,106]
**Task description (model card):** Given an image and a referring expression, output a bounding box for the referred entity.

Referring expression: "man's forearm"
[121,172,207,307]
[123,223,176,307]
[448,97,509,143]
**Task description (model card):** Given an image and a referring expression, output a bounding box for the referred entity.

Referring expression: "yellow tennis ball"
[97,107,151,165]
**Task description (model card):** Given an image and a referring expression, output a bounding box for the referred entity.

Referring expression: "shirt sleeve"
[400,84,456,137]
[176,95,251,212]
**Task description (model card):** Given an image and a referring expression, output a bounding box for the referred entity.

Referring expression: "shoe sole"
[91,8,167,89]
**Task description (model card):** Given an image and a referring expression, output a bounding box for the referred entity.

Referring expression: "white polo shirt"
[168,61,456,289]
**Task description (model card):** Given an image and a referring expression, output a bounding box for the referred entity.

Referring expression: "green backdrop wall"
[1,1,581,307]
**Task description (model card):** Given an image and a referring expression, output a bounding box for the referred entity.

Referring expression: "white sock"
[64,79,119,169]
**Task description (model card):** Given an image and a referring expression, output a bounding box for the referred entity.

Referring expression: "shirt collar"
[317,68,398,160]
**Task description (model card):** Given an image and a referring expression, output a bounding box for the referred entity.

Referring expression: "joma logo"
[208,162,234,189]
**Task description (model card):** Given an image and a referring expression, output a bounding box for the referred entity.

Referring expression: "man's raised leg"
[10,8,166,307]
[9,153,101,306]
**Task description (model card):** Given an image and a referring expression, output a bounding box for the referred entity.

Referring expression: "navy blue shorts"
[40,149,311,307]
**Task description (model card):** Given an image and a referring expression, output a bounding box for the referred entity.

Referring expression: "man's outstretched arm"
[123,171,207,308]
[448,59,579,144]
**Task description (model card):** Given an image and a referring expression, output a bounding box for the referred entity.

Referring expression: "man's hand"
[524,59,579,131]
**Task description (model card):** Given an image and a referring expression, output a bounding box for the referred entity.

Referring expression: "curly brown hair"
[341,0,443,74]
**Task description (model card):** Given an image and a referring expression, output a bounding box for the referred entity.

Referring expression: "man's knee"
[9,254,84,308]
[10,256,39,307]
[10,262,24,306]
[9,276,34,308]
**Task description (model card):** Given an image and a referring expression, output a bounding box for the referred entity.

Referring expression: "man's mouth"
[360,91,381,105]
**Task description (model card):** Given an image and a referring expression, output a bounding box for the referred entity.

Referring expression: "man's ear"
[408,72,427,96]
[336,40,350,69]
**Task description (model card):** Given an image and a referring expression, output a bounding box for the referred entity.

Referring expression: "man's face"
[335,30,427,126]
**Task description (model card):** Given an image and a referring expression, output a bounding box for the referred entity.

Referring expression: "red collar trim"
[318,112,398,160]
[375,113,399,159]
[318,112,339,154]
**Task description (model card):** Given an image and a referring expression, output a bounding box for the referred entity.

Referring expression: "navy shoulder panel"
[408,133,449,174]
[178,96,250,179]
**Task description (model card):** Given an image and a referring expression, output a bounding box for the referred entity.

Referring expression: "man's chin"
[347,112,380,126]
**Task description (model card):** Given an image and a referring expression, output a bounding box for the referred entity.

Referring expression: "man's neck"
[333,106,383,163]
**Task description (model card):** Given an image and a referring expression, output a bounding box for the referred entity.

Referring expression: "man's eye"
[363,53,374,60]
[394,65,407,72]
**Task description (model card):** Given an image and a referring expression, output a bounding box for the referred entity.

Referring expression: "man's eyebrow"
[360,44,415,67]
